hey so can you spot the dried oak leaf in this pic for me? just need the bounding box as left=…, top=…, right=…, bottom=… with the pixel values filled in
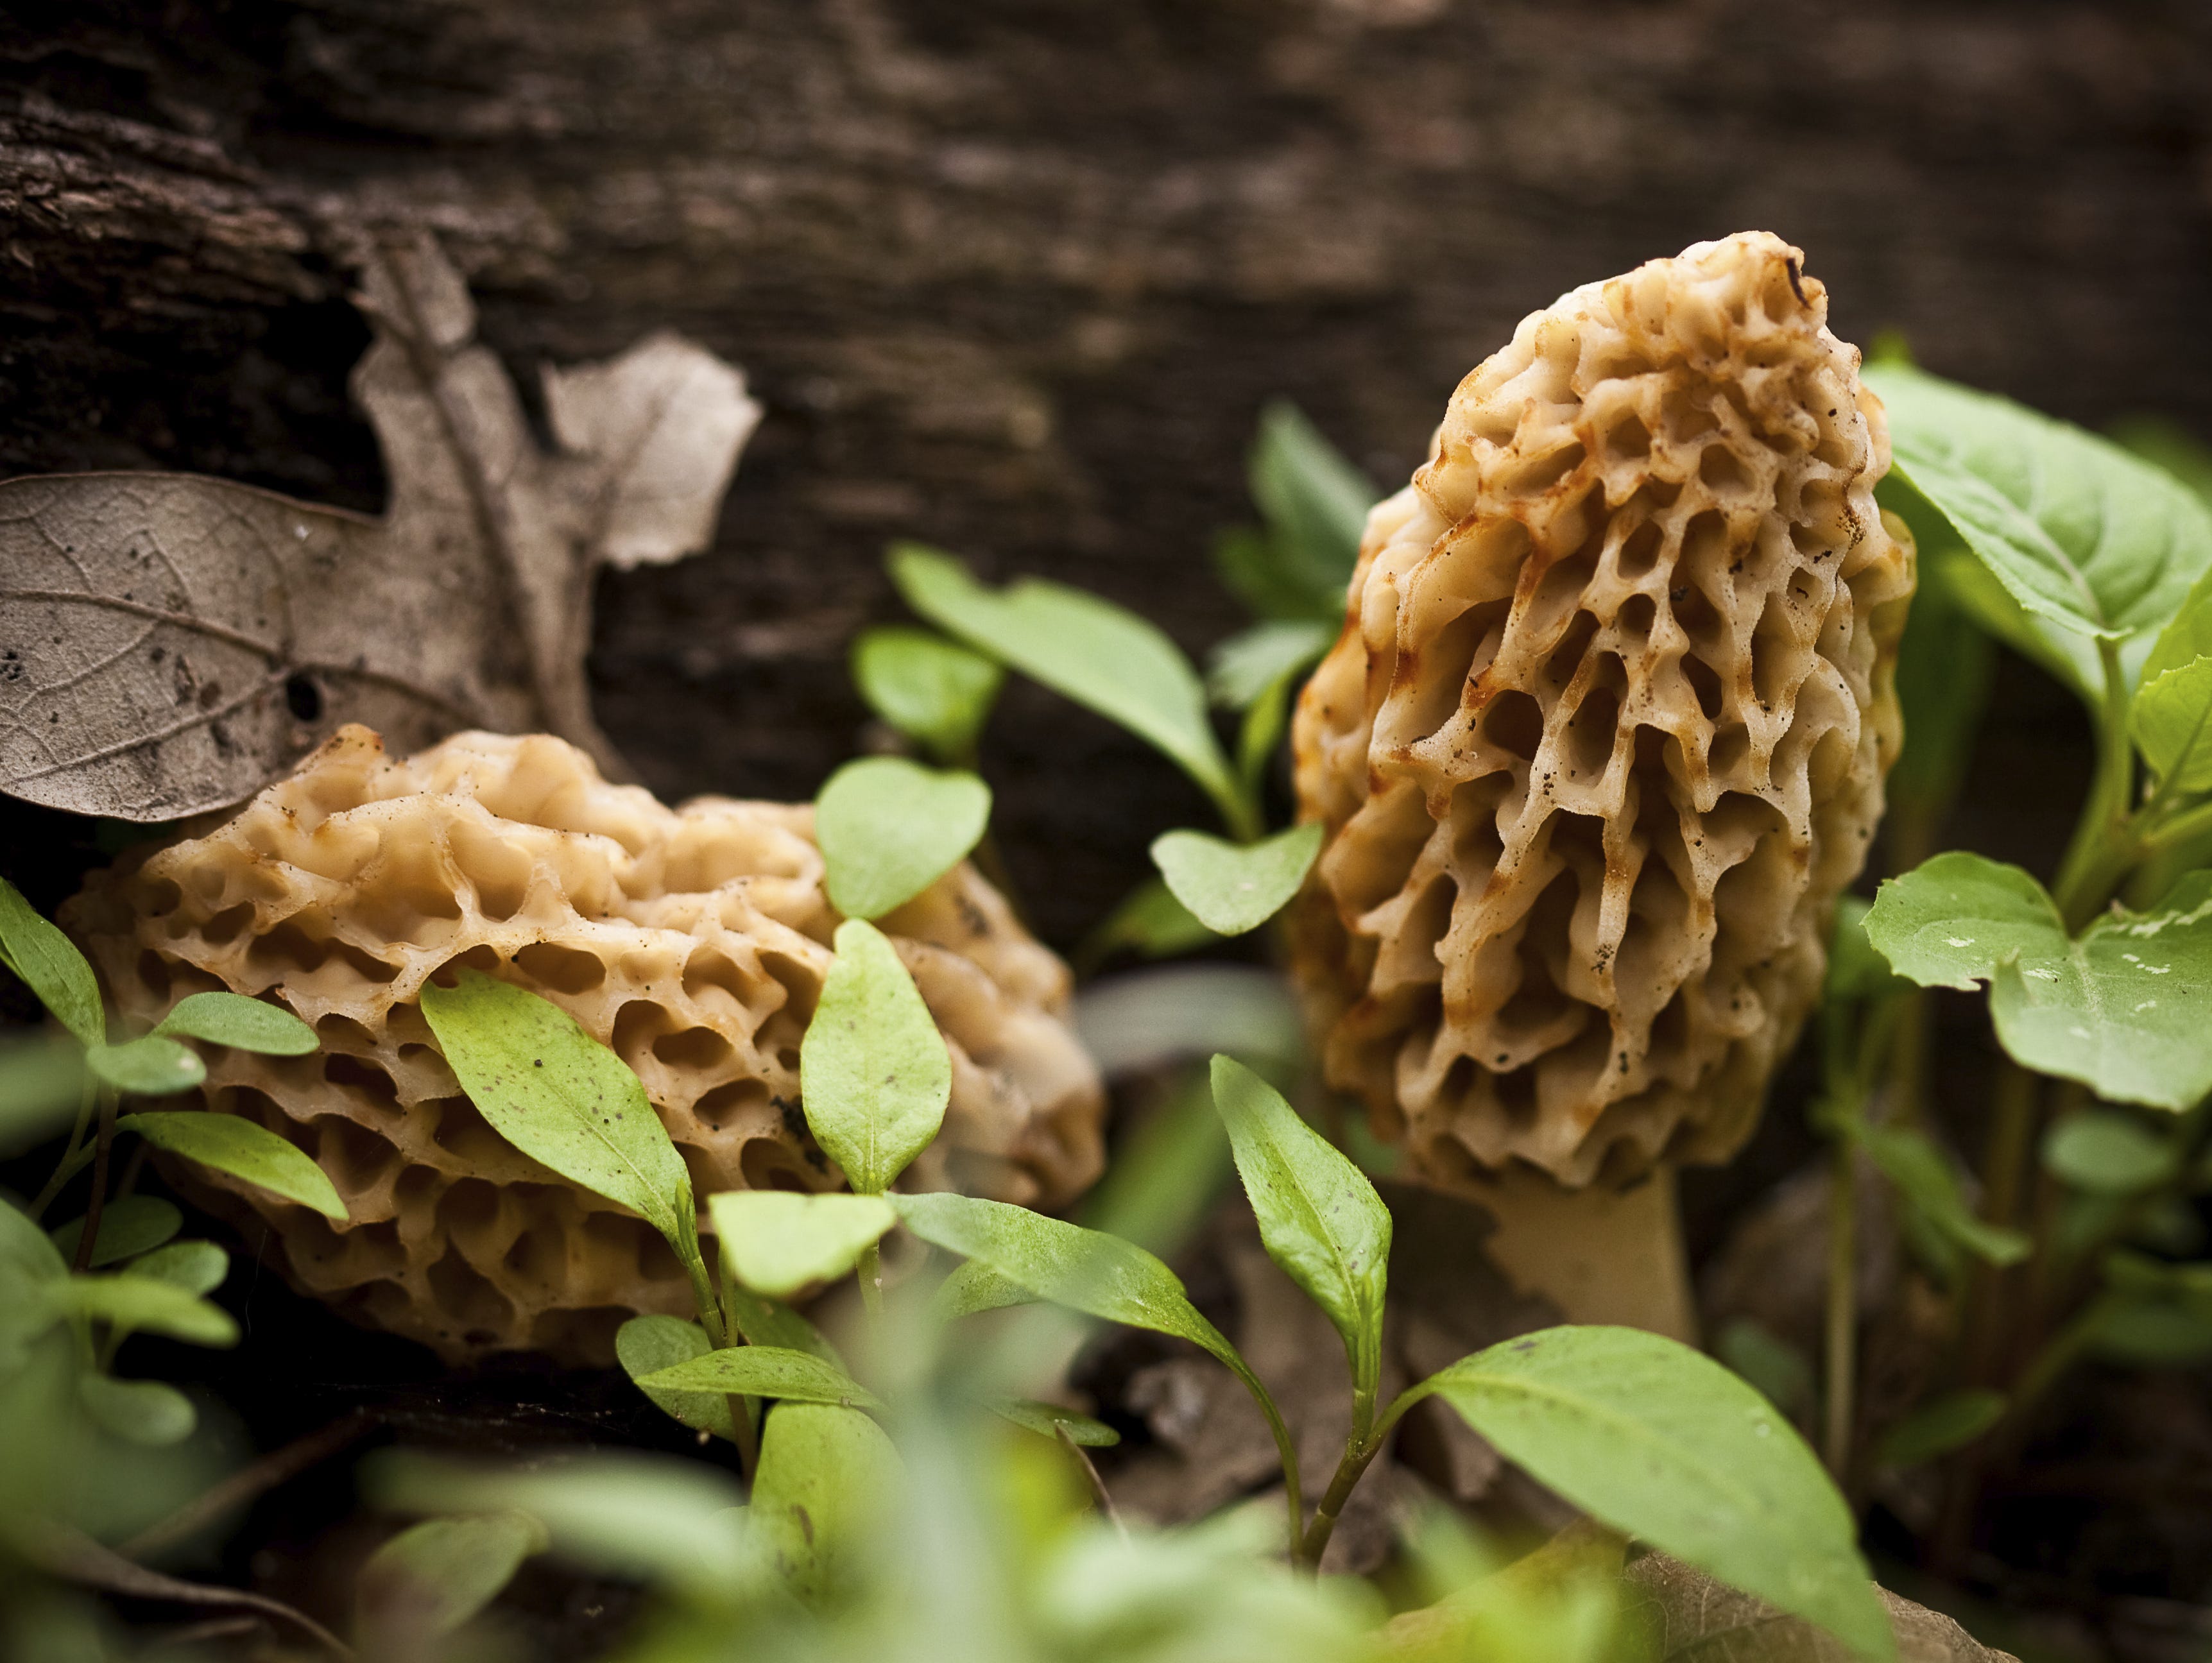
left=0, top=233, right=760, bottom=819
left=1623, top=1552, right=2018, bottom=1663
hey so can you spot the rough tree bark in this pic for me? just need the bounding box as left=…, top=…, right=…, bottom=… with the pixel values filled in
left=4, top=0, right=2211, bottom=950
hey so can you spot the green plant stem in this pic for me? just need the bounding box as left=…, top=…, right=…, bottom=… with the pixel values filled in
left=682, top=1243, right=727, bottom=1351
left=28, top=1078, right=98, bottom=1221
left=1960, top=1060, right=2040, bottom=1388
left=2051, top=638, right=2138, bottom=929
left=1823, top=1135, right=1856, bottom=1482
left=70, top=1088, right=119, bottom=1274
left=1298, top=1431, right=1385, bottom=1571
left=728, top=1394, right=759, bottom=1478
left=858, top=1240, right=885, bottom=1317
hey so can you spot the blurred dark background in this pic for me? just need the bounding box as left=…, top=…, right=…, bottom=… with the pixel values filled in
left=4, top=0, right=2202, bottom=951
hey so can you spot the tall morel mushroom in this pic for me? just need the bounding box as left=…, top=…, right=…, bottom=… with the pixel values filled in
left=1290, top=233, right=1914, bottom=1328
left=65, top=726, right=1104, bottom=1363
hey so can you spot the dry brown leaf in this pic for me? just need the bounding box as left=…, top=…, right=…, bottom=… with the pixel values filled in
left=0, top=232, right=759, bottom=819
left=1623, top=1551, right=2019, bottom=1663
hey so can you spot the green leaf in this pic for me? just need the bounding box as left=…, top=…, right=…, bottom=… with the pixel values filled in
left=932, top=1259, right=1036, bottom=1322
left=988, top=1398, right=1120, bottom=1447
left=1073, top=1065, right=1235, bottom=1258
left=79, top=1374, right=196, bottom=1446
left=637, top=1343, right=884, bottom=1411
left=1858, top=1124, right=2029, bottom=1269
left=890, top=1190, right=1240, bottom=1372
left=49, top=1197, right=182, bottom=1268
left=1244, top=401, right=1374, bottom=615
left=1406, top=1326, right=1892, bottom=1662
left=723, top=1282, right=846, bottom=1368
left=153, top=992, right=317, bottom=1056
left=366, top=1451, right=747, bottom=1596
left=615, top=1315, right=735, bottom=1442
left=123, top=1240, right=227, bottom=1297
left=1081, top=876, right=1219, bottom=966
left=356, top=1512, right=549, bottom=1639
left=1865, top=857, right=2212, bottom=1112
left=2113, top=416, right=2212, bottom=508
left=419, top=969, right=690, bottom=1240
left=1206, top=620, right=1333, bottom=712
left=798, top=919, right=951, bottom=1194
left=87, top=1037, right=203, bottom=1096
left=708, top=1190, right=895, bottom=1300
left=1150, top=823, right=1323, bottom=937
left=1866, top=363, right=2212, bottom=686
left=2043, top=1110, right=2176, bottom=1195
left=814, top=757, right=991, bottom=921
left=2131, top=654, right=2212, bottom=792
left=1860, top=852, right=2064, bottom=991
left=850, top=624, right=1003, bottom=763
left=1874, top=1390, right=2005, bottom=1471
left=889, top=543, right=1244, bottom=830
left=0, top=875, right=105, bottom=1046
left=748, top=1403, right=901, bottom=1608
left=52, top=1272, right=239, bottom=1347
left=0, top=1195, right=67, bottom=1281
left=120, top=1112, right=347, bottom=1222
left=0, top=1031, right=89, bottom=1156
left=1210, top=1055, right=1390, bottom=1409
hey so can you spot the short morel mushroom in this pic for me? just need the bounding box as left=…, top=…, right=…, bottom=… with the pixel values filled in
left=1290, top=233, right=1914, bottom=1328
left=65, top=726, right=1104, bottom=1363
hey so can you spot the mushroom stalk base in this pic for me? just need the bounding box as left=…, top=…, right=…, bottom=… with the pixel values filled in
left=1453, top=1162, right=1696, bottom=1343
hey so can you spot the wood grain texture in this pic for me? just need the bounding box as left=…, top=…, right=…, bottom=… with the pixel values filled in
left=4, top=0, right=2210, bottom=942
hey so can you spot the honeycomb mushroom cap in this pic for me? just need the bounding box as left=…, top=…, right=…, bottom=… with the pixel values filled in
left=1291, top=232, right=1914, bottom=1189
left=64, top=726, right=1104, bottom=1363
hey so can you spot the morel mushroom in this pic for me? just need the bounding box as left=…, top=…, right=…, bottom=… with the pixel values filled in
left=1290, top=233, right=1913, bottom=1327
left=65, top=726, right=1104, bottom=1363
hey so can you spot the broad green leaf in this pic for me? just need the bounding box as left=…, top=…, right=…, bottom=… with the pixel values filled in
left=1081, top=876, right=1219, bottom=966
left=420, top=969, right=690, bottom=1241
left=2043, top=1109, right=2176, bottom=1194
left=709, top=1190, right=894, bottom=1300
left=79, top=1374, right=196, bottom=1446
left=2094, top=1299, right=2212, bottom=1366
left=1406, top=1326, right=1892, bottom=1662
left=0, top=1031, right=89, bottom=1156
left=2116, top=420, right=2212, bottom=688
left=1229, top=401, right=1375, bottom=622
left=356, top=1512, right=549, bottom=1638
left=1866, top=857, right=2212, bottom=1113
left=1858, top=1124, right=2028, bottom=1269
left=1211, top=1055, right=1390, bottom=1408
left=748, top=1403, right=900, bottom=1608
left=616, top=1315, right=735, bottom=1442
left=88, top=1036, right=204, bottom=1096
left=1874, top=1390, right=2005, bottom=1471
left=153, top=992, right=317, bottom=1056
left=850, top=624, right=1003, bottom=762
left=1823, top=899, right=1909, bottom=1005
left=1151, top=824, right=1323, bottom=937
left=637, top=1344, right=883, bottom=1411
left=1861, top=852, right=2063, bottom=992
left=51, top=1272, right=238, bottom=1347
left=0, top=1195, right=66, bottom=1281
left=121, top=1111, right=347, bottom=1222
left=932, top=1259, right=1036, bottom=1322
left=798, top=919, right=951, bottom=1194
left=890, top=544, right=1244, bottom=827
left=367, top=1451, right=747, bottom=1596
left=2131, top=654, right=2212, bottom=792
left=124, top=1240, right=227, bottom=1297
left=2144, top=566, right=2212, bottom=692
left=988, top=1398, right=1120, bottom=1447
left=890, top=1191, right=1239, bottom=1372
left=49, top=1197, right=182, bottom=1268
left=0, top=876, right=104, bottom=1046
left=815, top=757, right=991, bottom=921
left=1206, top=620, right=1333, bottom=711
left=724, top=1282, right=846, bottom=1368
left=1867, top=364, right=2212, bottom=687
